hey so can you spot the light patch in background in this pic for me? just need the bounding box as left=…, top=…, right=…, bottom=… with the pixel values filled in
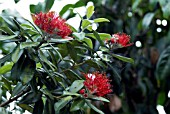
left=157, top=27, right=162, bottom=33
left=128, top=12, right=133, bottom=17
left=135, top=41, right=142, bottom=48
left=162, top=19, right=167, bottom=26
left=168, top=90, right=170, bottom=98
left=157, top=105, right=166, bottom=114
left=156, top=19, right=161, bottom=25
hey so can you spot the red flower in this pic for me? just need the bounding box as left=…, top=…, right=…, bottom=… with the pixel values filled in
left=33, top=11, right=72, bottom=38
left=110, top=33, right=133, bottom=47
left=83, top=72, right=112, bottom=97
left=79, top=89, right=85, bottom=94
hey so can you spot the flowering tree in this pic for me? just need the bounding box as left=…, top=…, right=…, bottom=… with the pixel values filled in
left=0, top=1, right=133, bottom=114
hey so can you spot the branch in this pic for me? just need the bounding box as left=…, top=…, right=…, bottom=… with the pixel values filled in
left=0, top=86, right=31, bottom=107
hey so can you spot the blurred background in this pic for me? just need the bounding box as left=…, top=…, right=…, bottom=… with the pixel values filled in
left=0, top=0, right=170, bottom=114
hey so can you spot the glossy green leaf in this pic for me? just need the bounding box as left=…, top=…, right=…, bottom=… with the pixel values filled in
left=11, top=82, right=26, bottom=97
left=85, top=33, right=111, bottom=40
left=11, top=54, right=25, bottom=81
left=112, top=54, right=134, bottom=64
left=83, top=37, right=93, bottom=49
left=20, top=91, right=41, bottom=104
left=1, top=76, right=12, bottom=92
left=156, top=46, right=170, bottom=81
left=0, top=53, right=12, bottom=65
left=94, top=18, right=110, bottom=23
left=69, top=80, right=84, bottom=93
left=72, top=32, right=85, bottom=40
left=48, top=38, right=72, bottom=43
left=0, top=62, right=13, bottom=75
left=20, top=42, right=39, bottom=49
left=54, top=96, right=72, bottom=114
left=39, top=50, right=56, bottom=70
left=45, top=0, right=54, bottom=12
left=12, top=45, right=23, bottom=63
left=142, top=12, right=155, bottom=29
left=88, top=96, right=110, bottom=102
left=70, top=99, right=85, bottom=111
left=59, top=4, right=74, bottom=16
left=162, top=2, right=170, bottom=18
left=63, top=91, right=81, bottom=96
left=0, top=34, right=17, bottom=41
left=30, top=2, right=44, bottom=14
left=82, top=19, right=92, bottom=29
left=44, top=99, right=55, bottom=114
left=93, top=31, right=105, bottom=46
left=86, top=6, right=94, bottom=19
left=85, top=100, right=104, bottom=114
left=17, top=104, right=33, bottom=113
left=132, top=0, right=142, bottom=11
left=0, top=26, right=15, bottom=35
left=67, top=43, right=77, bottom=62
left=14, top=0, right=20, bottom=3
left=20, top=57, right=36, bottom=85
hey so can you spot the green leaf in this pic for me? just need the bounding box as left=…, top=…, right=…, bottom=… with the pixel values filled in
left=63, top=91, right=81, bottom=96
left=162, top=2, right=170, bottom=18
left=70, top=99, right=85, bottom=112
left=59, top=4, right=74, bottom=16
left=156, top=46, right=170, bottom=81
left=0, top=34, right=17, bottom=41
left=94, top=18, right=110, bottom=23
left=30, top=2, right=44, bottom=14
left=86, top=6, right=94, bottom=19
left=48, top=38, right=72, bottom=43
left=44, top=99, right=55, bottom=114
left=83, top=38, right=93, bottom=49
left=82, top=19, right=92, bottom=29
left=72, top=32, right=85, bottom=40
left=88, top=96, right=110, bottom=102
left=14, top=0, right=20, bottom=3
left=11, top=54, right=25, bottom=81
left=33, top=99, right=44, bottom=114
left=157, top=91, right=166, bottom=105
left=45, top=0, right=54, bottom=12
left=142, top=12, right=155, bottom=29
left=69, top=80, right=84, bottom=93
left=20, top=91, right=41, bottom=104
left=39, top=50, right=56, bottom=70
left=20, top=57, right=36, bottom=85
left=1, top=76, right=12, bottom=92
left=20, top=42, right=40, bottom=49
left=132, top=0, right=142, bottom=11
left=0, top=62, right=13, bottom=75
left=0, top=26, right=15, bottom=35
left=112, top=54, right=134, bottom=64
left=17, top=104, right=33, bottom=113
left=54, top=96, right=72, bottom=114
left=67, top=43, right=77, bottom=62
left=86, top=33, right=111, bottom=40
left=85, top=100, right=104, bottom=114
left=12, top=45, right=24, bottom=63
left=11, top=82, right=26, bottom=97
left=0, top=53, right=12, bottom=65
left=93, top=31, right=105, bottom=46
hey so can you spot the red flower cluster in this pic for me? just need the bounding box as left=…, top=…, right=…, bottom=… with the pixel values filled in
left=33, top=11, right=72, bottom=38
left=110, top=33, right=133, bottom=47
left=82, top=72, right=112, bottom=97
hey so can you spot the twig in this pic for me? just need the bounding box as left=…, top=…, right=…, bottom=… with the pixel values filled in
left=0, top=86, right=31, bottom=107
